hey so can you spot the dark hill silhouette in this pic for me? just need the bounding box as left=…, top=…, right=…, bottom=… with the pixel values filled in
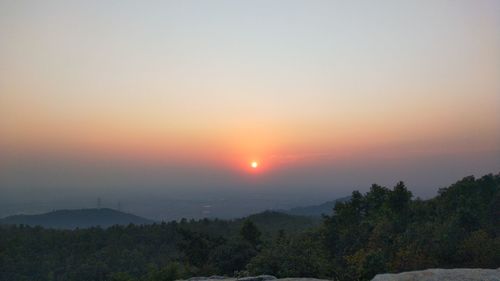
left=0, top=208, right=154, bottom=229
left=173, top=210, right=320, bottom=239
left=284, top=196, right=351, bottom=217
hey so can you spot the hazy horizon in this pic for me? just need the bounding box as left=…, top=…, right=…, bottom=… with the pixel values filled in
left=1, top=0, right=499, bottom=219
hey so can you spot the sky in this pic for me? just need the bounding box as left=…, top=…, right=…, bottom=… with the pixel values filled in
left=0, top=0, right=499, bottom=216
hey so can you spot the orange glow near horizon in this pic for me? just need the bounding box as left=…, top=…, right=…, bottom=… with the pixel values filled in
left=0, top=0, right=499, bottom=189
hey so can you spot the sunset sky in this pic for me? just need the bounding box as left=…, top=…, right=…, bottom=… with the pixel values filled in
left=1, top=0, right=499, bottom=209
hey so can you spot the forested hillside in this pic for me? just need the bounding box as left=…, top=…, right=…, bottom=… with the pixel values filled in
left=0, top=208, right=154, bottom=229
left=1, top=173, right=498, bottom=281
left=284, top=196, right=351, bottom=217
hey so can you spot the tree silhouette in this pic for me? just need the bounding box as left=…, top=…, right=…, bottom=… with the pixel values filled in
left=240, top=219, right=261, bottom=247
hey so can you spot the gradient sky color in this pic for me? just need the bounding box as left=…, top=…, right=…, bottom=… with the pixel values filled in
left=1, top=0, right=499, bottom=208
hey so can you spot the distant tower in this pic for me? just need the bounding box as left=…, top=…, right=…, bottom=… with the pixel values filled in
left=97, top=198, right=101, bottom=209
left=117, top=201, right=122, bottom=212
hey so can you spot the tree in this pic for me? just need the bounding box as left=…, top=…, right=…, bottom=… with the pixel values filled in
left=210, top=240, right=257, bottom=275
left=240, top=220, right=261, bottom=247
left=247, top=232, right=329, bottom=278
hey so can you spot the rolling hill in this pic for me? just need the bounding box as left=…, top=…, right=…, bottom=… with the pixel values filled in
left=0, top=208, right=154, bottom=229
left=284, top=196, right=351, bottom=217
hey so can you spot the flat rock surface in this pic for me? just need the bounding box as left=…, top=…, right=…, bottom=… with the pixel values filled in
left=371, top=268, right=500, bottom=281
left=180, top=277, right=330, bottom=281
left=277, top=279, right=330, bottom=281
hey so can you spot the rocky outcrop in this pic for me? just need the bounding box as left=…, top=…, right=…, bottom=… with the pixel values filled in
left=184, top=275, right=278, bottom=281
left=276, top=279, right=330, bottom=281
left=181, top=269, right=500, bottom=281
left=237, top=275, right=278, bottom=281
left=182, top=276, right=329, bottom=281
left=371, top=268, right=500, bottom=281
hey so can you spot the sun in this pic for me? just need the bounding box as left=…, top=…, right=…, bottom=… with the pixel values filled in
left=251, top=161, right=259, bottom=169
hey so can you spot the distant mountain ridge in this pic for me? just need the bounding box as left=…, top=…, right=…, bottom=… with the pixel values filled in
left=284, top=196, right=351, bottom=217
left=0, top=208, right=154, bottom=229
left=0, top=197, right=349, bottom=229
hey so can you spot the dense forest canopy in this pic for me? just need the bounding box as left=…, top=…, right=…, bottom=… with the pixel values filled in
left=1, top=173, right=499, bottom=281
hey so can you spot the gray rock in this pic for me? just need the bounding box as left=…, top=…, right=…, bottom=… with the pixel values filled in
left=371, top=268, right=500, bottom=281
left=188, top=277, right=231, bottom=281
left=237, top=275, right=277, bottom=281
left=258, top=275, right=277, bottom=281
left=277, top=279, right=330, bottom=281
left=185, top=277, right=234, bottom=281
left=180, top=278, right=327, bottom=281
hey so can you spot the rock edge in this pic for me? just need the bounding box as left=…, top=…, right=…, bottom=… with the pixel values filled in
left=371, top=268, right=500, bottom=281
